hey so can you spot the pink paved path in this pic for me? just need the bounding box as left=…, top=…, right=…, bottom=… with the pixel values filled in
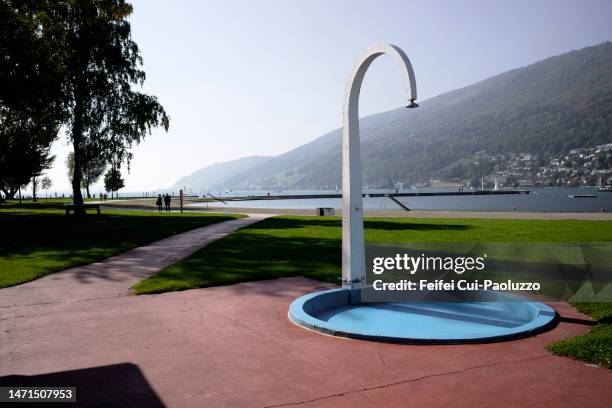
left=1, top=274, right=611, bottom=407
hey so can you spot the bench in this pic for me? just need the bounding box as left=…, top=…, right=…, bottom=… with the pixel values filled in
left=64, top=203, right=101, bottom=215
left=316, top=207, right=335, bottom=216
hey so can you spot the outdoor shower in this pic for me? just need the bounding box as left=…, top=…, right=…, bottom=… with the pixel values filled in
left=288, top=43, right=557, bottom=343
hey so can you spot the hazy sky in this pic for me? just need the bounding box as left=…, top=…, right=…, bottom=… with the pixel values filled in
left=45, top=0, right=612, bottom=194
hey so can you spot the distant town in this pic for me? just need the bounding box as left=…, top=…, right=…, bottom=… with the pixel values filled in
left=428, top=143, right=612, bottom=189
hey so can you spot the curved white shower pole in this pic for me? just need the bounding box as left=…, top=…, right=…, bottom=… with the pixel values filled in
left=342, top=43, right=417, bottom=290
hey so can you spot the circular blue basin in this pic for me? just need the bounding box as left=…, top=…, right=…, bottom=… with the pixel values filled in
left=288, top=288, right=558, bottom=344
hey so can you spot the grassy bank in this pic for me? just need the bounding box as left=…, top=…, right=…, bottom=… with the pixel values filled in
left=548, top=303, right=612, bottom=368
left=0, top=202, right=242, bottom=288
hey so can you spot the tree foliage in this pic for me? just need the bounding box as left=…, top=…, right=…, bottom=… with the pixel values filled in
left=41, top=176, right=53, bottom=198
left=104, top=167, right=124, bottom=197
left=5, top=0, right=169, bottom=212
left=53, top=0, right=169, bottom=212
left=0, top=0, right=63, bottom=200
left=0, top=124, right=56, bottom=200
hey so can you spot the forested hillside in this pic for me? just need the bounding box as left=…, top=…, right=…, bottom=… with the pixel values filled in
left=175, top=42, right=612, bottom=189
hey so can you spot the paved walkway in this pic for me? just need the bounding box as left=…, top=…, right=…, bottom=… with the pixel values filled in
left=1, top=214, right=611, bottom=407
left=2, top=276, right=611, bottom=407
left=0, top=213, right=272, bottom=309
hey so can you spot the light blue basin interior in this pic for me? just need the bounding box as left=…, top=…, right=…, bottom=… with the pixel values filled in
left=289, top=288, right=557, bottom=343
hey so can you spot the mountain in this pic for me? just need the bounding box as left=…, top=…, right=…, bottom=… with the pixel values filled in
left=175, top=42, right=612, bottom=190
left=172, top=156, right=271, bottom=191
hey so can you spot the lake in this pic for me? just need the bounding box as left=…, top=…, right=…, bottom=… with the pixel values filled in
left=195, top=187, right=612, bottom=212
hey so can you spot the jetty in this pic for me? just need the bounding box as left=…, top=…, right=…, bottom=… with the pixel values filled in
left=195, top=189, right=529, bottom=203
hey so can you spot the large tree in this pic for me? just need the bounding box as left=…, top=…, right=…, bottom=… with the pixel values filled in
left=35, top=0, right=169, bottom=214
left=0, top=0, right=62, bottom=201
left=104, top=167, right=124, bottom=199
left=41, top=176, right=53, bottom=199
left=0, top=119, right=56, bottom=201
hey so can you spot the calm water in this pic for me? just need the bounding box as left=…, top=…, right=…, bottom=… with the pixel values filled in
left=192, top=187, right=612, bottom=212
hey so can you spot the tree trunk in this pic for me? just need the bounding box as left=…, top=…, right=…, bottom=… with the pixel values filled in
left=85, top=183, right=91, bottom=199
left=71, top=88, right=86, bottom=215
left=32, top=176, right=37, bottom=202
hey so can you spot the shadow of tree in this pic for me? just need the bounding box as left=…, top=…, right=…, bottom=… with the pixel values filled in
left=364, top=220, right=469, bottom=231
left=0, top=363, right=164, bottom=407
left=133, top=233, right=342, bottom=295
left=249, top=216, right=471, bottom=232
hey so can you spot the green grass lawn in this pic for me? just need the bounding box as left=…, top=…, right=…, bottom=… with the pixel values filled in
left=132, top=215, right=612, bottom=293
left=0, top=202, right=242, bottom=287
left=570, top=302, right=612, bottom=322
left=547, top=301, right=612, bottom=368
left=548, top=304, right=612, bottom=368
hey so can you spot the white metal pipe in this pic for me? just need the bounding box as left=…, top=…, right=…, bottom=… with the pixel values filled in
left=342, top=43, right=417, bottom=290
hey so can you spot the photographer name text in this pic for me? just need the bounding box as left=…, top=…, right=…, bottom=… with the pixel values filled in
left=372, top=279, right=541, bottom=291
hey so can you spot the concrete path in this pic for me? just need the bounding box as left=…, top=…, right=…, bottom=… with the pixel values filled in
left=1, top=276, right=611, bottom=407
left=0, top=213, right=272, bottom=309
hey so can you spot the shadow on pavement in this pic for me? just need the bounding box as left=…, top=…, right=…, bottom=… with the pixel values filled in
left=0, top=362, right=164, bottom=407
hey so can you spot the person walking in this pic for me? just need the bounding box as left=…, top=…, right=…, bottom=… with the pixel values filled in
left=156, top=194, right=163, bottom=212
left=164, top=193, right=171, bottom=212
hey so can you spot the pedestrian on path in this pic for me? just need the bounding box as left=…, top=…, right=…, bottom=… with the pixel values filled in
left=164, top=194, right=171, bottom=212
left=156, top=194, right=163, bottom=212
